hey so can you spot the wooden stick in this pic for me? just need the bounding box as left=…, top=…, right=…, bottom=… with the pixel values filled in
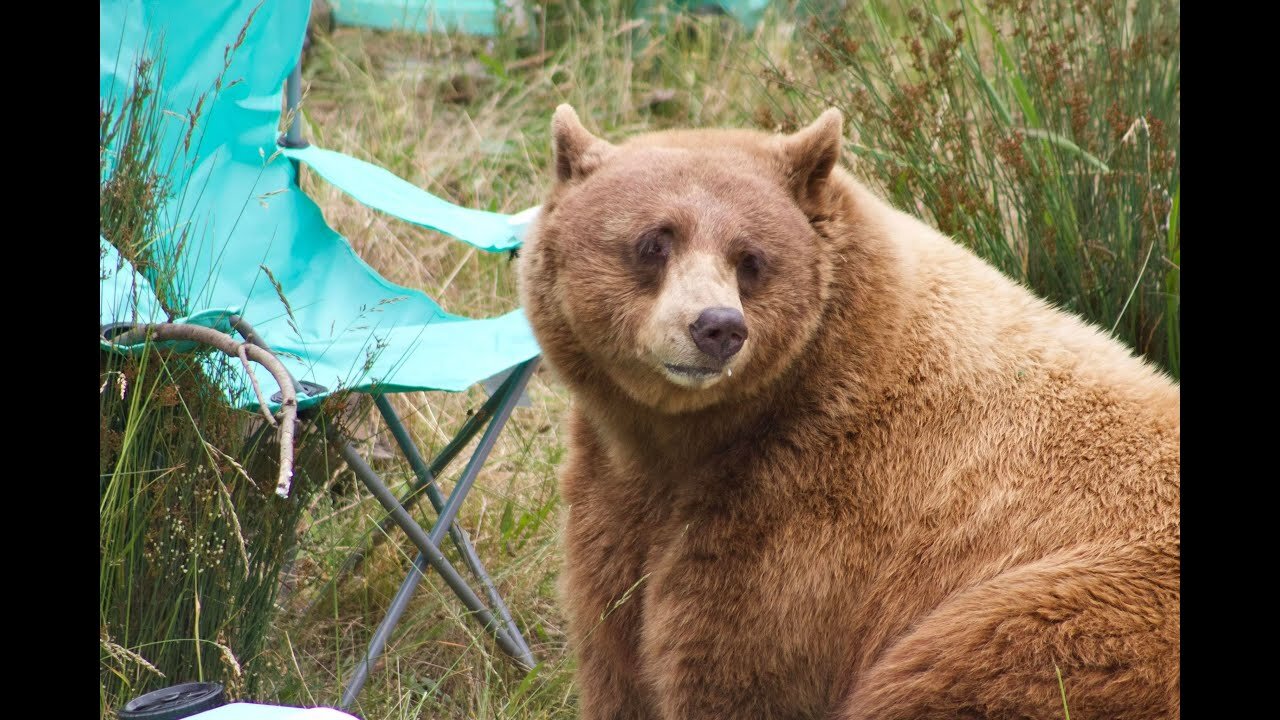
left=111, top=323, right=299, bottom=497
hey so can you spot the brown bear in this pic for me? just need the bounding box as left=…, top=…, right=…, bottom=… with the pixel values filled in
left=517, top=104, right=1179, bottom=720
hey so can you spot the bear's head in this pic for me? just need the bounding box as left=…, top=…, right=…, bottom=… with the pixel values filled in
left=519, top=105, right=845, bottom=415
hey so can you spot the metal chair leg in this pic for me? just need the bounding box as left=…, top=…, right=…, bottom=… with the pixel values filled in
left=327, top=425, right=532, bottom=708
left=338, top=553, right=430, bottom=710
left=319, top=366, right=521, bottom=596
left=374, top=367, right=539, bottom=661
left=329, top=358, right=541, bottom=708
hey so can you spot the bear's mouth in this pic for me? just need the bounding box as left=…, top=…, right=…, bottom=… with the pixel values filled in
left=663, top=363, right=721, bottom=381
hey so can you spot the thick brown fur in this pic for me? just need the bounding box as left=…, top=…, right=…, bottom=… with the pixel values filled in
left=518, top=105, right=1179, bottom=719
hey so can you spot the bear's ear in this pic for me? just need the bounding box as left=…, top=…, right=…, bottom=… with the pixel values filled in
left=778, top=108, right=844, bottom=208
left=552, top=104, right=615, bottom=184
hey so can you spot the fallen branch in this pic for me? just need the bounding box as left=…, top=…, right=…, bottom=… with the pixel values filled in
left=109, top=323, right=298, bottom=498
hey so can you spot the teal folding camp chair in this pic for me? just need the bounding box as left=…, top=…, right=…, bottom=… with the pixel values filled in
left=100, top=0, right=541, bottom=708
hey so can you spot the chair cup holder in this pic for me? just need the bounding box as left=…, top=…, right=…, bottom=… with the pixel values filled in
left=271, top=381, right=328, bottom=404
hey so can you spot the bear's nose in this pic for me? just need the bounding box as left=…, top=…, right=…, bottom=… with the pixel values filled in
left=689, top=307, right=748, bottom=362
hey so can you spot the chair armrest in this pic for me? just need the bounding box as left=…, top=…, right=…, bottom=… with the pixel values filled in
left=280, top=145, right=540, bottom=252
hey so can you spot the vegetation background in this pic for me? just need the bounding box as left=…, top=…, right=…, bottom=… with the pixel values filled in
left=100, top=0, right=1179, bottom=717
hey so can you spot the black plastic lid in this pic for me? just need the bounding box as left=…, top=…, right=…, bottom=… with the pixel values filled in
left=120, top=682, right=226, bottom=720
left=101, top=322, right=139, bottom=342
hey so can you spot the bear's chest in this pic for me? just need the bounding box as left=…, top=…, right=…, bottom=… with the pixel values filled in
left=629, top=484, right=859, bottom=717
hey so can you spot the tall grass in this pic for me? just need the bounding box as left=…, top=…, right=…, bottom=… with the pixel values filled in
left=778, top=0, right=1180, bottom=377
left=99, top=344, right=330, bottom=711
left=100, top=49, right=332, bottom=716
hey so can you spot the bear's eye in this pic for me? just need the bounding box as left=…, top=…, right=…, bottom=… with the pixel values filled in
left=635, top=228, right=672, bottom=264
left=737, top=252, right=766, bottom=295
